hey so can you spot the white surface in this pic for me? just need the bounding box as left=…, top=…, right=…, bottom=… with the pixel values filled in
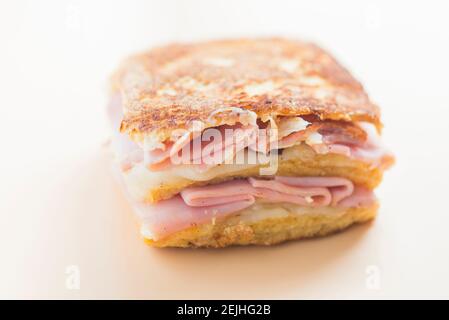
left=1, top=0, right=448, bottom=299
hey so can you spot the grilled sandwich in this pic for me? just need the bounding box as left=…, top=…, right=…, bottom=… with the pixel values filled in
left=108, top=38, right=394, bottom=247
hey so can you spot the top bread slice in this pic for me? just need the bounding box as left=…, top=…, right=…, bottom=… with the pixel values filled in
left=112, top=38, right=381, bottom=143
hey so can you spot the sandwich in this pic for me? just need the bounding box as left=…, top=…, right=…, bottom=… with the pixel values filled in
left=108, top=38, right=394, bottom=248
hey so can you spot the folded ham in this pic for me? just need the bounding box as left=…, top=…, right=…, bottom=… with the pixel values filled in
left=133, top=176, right=375, bottom=239
left=108, top=95, right=392, bottom=175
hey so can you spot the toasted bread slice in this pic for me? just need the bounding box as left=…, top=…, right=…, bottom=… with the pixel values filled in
left=112, top=38, right=381, bottom=143
left=144, top=202, right=378, bottom=248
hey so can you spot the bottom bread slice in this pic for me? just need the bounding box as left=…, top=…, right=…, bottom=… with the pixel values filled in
left=143, top=202, right=378, bottom=248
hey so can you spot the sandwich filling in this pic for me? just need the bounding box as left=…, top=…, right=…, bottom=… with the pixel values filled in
left=109, top=96, right=388, bottom=240
left=130, top=176, right=375, bottom=240
left=109, top=95, right=392, bottom=179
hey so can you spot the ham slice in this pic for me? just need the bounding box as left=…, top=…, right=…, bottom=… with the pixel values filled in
left=108, top=94, right=391, bottom=173
left=147, top=124, right=259, bottom=171
left=181, top=177, right=355, bottom=208
left=247, top=178, right=332, bottom=206
left=181, top=180, right=256, bottom=206
left=141, top=120, right=389, bottom=171
left=337, top=186, right=375, bottom=207
left=273, top=176, right=354, bottom=205
left=135, top=176, right=375, bottom=239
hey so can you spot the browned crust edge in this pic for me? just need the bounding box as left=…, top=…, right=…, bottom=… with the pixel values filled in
left=112, top=38, right=381, bottom=142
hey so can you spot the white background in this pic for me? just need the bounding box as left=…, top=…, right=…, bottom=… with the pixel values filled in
left=1, top=0, right=448, bottom=299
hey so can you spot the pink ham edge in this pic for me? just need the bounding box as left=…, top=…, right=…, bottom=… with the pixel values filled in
left=109, top=95, right=391, bottom=172
left=181, top=176, right=356, bottom=209
left=247, top=177, right=332, bottom=206
left=180, top=180, right=256, bottom=206
left=147, top=124, right=259, bottom=171
left=136, top=122, right=389, bottom=172
left=274, top=176, right=354, bottom=205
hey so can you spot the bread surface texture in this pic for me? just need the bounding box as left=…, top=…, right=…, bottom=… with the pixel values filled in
left=144, top=202, right=378, bottom=248
left=113, top=38, right=381, bottom=142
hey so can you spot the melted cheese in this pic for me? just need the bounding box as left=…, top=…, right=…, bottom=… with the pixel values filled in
left=121, top=150, right=259, bottom=201
left=231, top=201, right=347, bottom=224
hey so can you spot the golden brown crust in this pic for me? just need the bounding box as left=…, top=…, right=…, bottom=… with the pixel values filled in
left=144, top=202, right=378, bottom=248
left=113, top=38, right=381, bottom=141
